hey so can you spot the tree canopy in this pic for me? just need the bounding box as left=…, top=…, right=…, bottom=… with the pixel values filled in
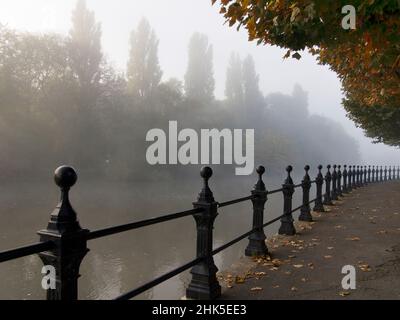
left=212, top=0, right=400, bottom=146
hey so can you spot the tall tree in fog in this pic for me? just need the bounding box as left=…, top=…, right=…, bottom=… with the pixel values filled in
left=127, top=18, right=162, bottom=99
left=242, top=55, right=263, bottom=110
left=68, top=0, right=102, bottom=104
left=67, top=0, right=107, bottom=169
left=184, top=33, right=215, bottom=103
left=225, top=52, right=243, bottom=106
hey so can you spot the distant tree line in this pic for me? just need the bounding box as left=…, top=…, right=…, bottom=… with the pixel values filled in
left=0, top=0, right=360, bottom=181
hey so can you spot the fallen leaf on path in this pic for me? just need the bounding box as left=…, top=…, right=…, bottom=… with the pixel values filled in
left=339, top=291, right=351, bottom=297
left=250, top=287, right=263, bottom=292
left=235, top=276, right=245, bottom=284
left=301, top=278, right=307, bottom=282
left=293, top=264, right=304, bottom=268
left=272, top=259, right=283, bottom=267
left=327, top=247, right=334, bottom=250
left=291, top=287, right=298, bottom=292
left=346, top=237, right=361, bottom=241
left=324, top=255, right=333, bottom=259
left=359, top=264, right=371, bottom=272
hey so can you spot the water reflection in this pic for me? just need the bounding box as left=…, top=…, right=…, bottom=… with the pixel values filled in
left=0, top=172, right=313, bottom=300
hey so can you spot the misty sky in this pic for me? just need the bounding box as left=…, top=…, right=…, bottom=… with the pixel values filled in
left=0, top=0, right=398, bottom=164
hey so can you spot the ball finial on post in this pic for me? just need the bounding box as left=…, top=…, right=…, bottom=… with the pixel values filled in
left=54, top=166, right=77, bottom=190
left=200, top=166, right=213, bottom=180
left=198, top=166, right=214, bottom=202
left=255, top=165, right=266, bottom=191
left=256, top=165, right=265, bottom=177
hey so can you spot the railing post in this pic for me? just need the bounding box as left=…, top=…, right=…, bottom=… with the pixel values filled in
left=359, top=165, right=363, bottom=186
left=279, top=166, right=296, bottom=235
left=347, top=165, right=353, bottom=192
left=37, top=166, right=89, bottom=300
left=186, top=167, right=221, bottom=300
left=380, top=166, right=383, bottom=182
left=337, top=165, right=343, bottom=197
left=389, top=166, right=392, bottom=180
left=245, top=166, right=268, bottom=257
left=384, top=166, right=388, bottom=181
left=397, top=166, right=400, bottom=180
left=364, top=166, right=367, bottom=185
left=356, top=165, right=360, bottom=187
left=313, top=165, right=325, bottom=212
left=299, top=165, right=313, bottom=222
left=352, top=165, right=357, bottom=189
left=372, top=166, right=376, bottom=183
left=342, top=165, right=348, bottom=194
left=368, top=165, right=371, bottom=183
left=331, top=165, right=338, bottom=201
left=323, top=165, right=333, bottom=205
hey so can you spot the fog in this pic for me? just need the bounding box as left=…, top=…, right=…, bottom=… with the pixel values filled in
left=0, top=0, right=398, bottom=300
left=1, top=0, right=398, bottom=164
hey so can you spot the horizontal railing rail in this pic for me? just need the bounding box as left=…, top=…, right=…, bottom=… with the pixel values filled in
left=0, top=163, right=399, bottom=300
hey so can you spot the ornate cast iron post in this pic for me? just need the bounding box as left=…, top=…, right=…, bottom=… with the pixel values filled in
left=372, top=166, right=375, bottom=183
left=397, top=166, right=400, bottom=179
left=342, top=165, right=348, bottom=194
left=368, top=165, right=371, bottom=183
left=323, top=165, right=333, bottom=205
left=337, top=165, right=343, bottom=196
left=187, top=167, right=221, bottom=299
left=389, top=166, right=392, bottom=180
left=299, top=165, right=313, bottom=222
left=384, top=166, right=388, bottom=181
left=279, top=166, right=296, bottom=236
left=347, top=165, right=353, bottom=192
left=352, top=165, right=356, bottom=189
left=245, top=166, right=268, bottom=257
left=38, top=166, right=89, bottom=300
left=363, top=166, right=367, bottom=185
left=380, top=166, right=383, bottom=182
left=356, top=165, right=360, bottom=187
left=187, top=167, right=221, bottom=300
left=359, top=166, right=363, bottom=186
left=331, top=165, right=338, bottom=201
left=313, top=165, right=325, bottom=212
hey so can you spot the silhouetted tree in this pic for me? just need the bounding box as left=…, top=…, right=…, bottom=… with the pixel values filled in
left=184, top=33, right=215, bottom=103
left=127, top=18, right=162, bottom=100
left=68, top=0, right=102, bottom=101
left=242, top=55, right=263, bottom=111
left=225, top=52, right=243, bottom=107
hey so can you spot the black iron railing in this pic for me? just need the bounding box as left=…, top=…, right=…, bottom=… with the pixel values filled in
left=0, top=163, right=399, bottom=300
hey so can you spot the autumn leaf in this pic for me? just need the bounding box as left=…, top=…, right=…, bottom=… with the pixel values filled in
left=339, top=291, right=351, bottom=297
left=235, top=276, right=245, bottom=284
left=346, top=237, right=361, bottom=241
left=250, top=287, right=263, bottom=292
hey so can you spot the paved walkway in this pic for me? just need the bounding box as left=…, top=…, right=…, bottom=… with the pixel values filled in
left=220, top=181, right=400, bottom=299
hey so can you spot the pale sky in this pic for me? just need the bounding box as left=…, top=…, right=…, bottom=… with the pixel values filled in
left=0, top=0, right=398, bottom=163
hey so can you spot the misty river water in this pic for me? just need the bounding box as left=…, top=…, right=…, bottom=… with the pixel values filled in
left=0, top=172, right=313, bottom=300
